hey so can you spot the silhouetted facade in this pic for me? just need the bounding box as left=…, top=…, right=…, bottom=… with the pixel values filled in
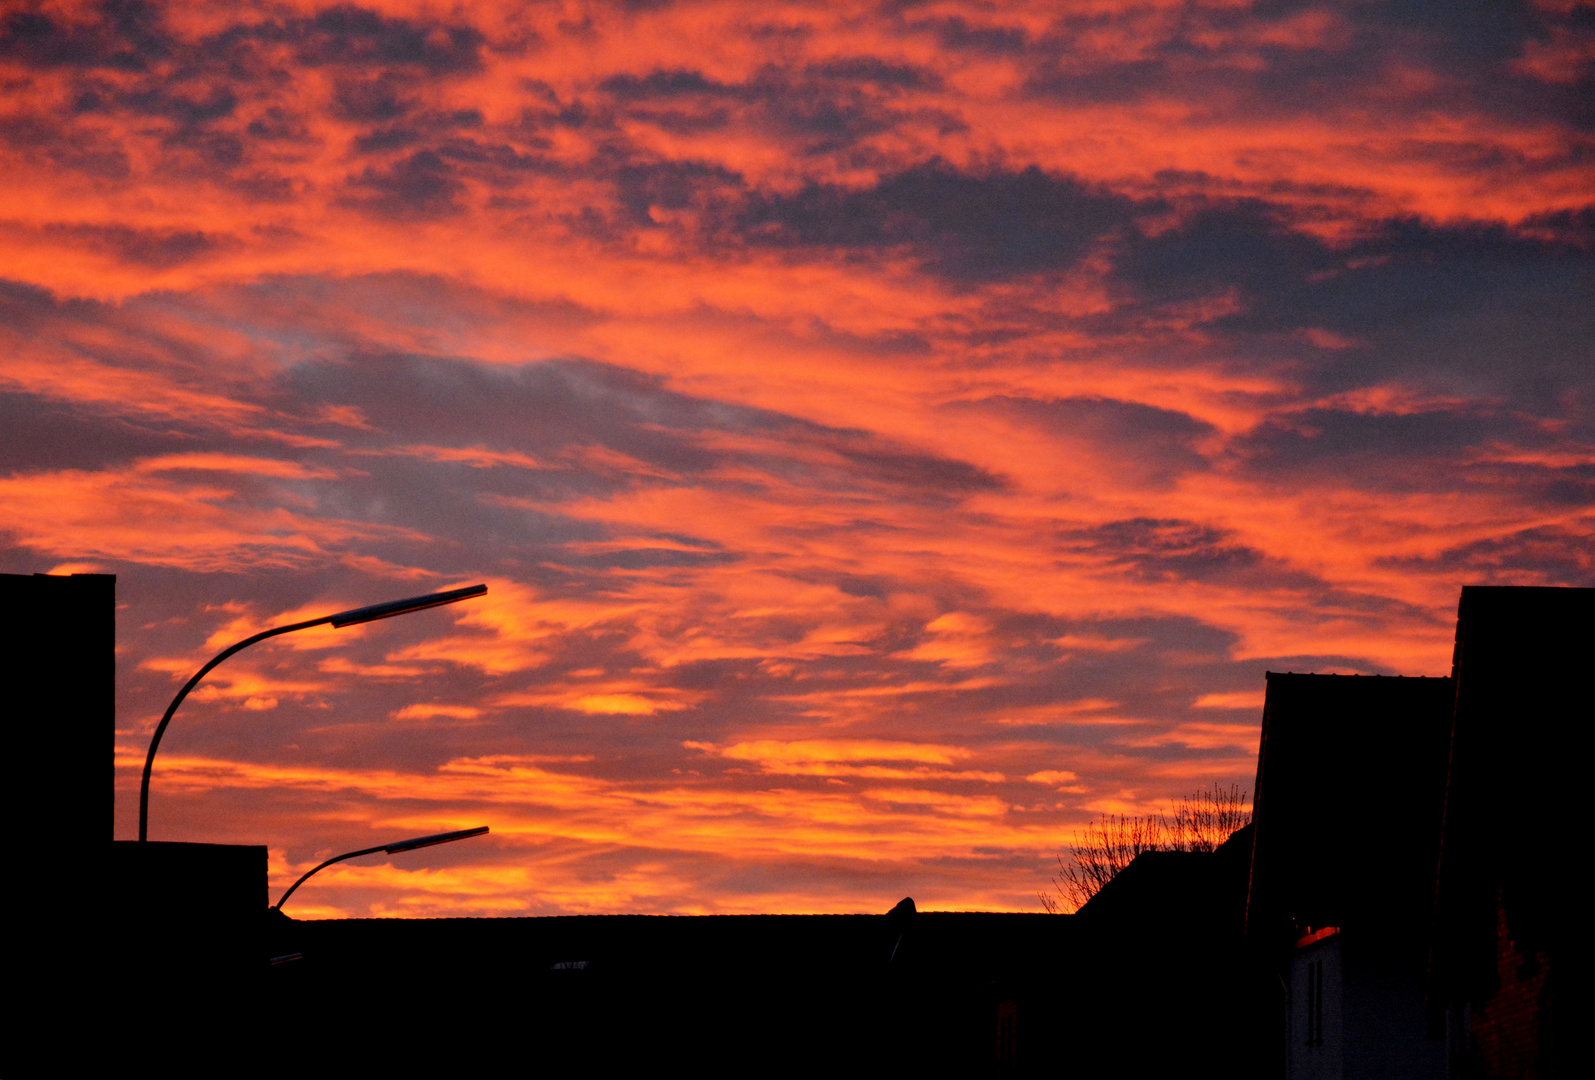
left=109, top=840, right=268, bottom=1066
left=1, top=572, right=114, bottom=838
left=263, top=904, right=1076, bottom=1072
left=1071, top=822, right=1268, bottom=1075
left=1041, top=586, right=1587, bottom=1079
left=2, top=572, right=114, bottom=1077
left=1429, top=586, right=1586, bottom=1079
left=1245, top=673, right=1455, bottom=1079
left=1238, top=586, right=1588, bottom=1079
left=2, top=574, right=270, bottom=1073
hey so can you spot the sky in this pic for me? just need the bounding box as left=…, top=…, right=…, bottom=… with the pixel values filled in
left=2, top=0, right=1591, bottom=917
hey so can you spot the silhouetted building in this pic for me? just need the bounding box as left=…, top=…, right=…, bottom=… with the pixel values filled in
left=108, top=840, right=267, bottom=1066
left=1, top=573, right=268, bottom=1071
left=1244, top=672, right=1455, bottom=1079
left=1240, top=586, right=1589, bottom=1079
left=1, top=572, right=115, bottom=840
left=264, top=904, right=1077, bottom=1073
left=2, top=572, right=114, bottom=1076
left=1070, top=822, right=1266, bottom=1075
left=1429, top=586, right=1586, bottom=1079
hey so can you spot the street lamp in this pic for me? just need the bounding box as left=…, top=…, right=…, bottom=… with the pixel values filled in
left=138, top=584, right=488, bottom=841
left=272, top=826, right=490, bottom=913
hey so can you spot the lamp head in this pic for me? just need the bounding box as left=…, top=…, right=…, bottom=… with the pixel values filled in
left=383, top=825, right=490, bottom=855
left=327, top=584, right=487, bottom=629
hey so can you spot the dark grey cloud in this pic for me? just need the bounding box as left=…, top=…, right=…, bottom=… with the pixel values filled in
left=1020, top=0, right=1594, bottom=129
left=1108, top=204, right=1595, bottom=412
left=0, top=277, right=72, bottom=334
left=118, top=83, right=237, bottom=124
left=0, top=391, right=195, bottom=475
left=615, top=159, right=744, bottom=224
left=600, top=68, right=731, bottom=102
left=914, top=15, right=1030, bottom=56
left=286, top=353, right=1003, bottom=506
left=960, top=593, right=1447, bottom=723
left=0, top=114, right=132, bottom=180
left=896, top=608, right=1263, bottom=734
left=558, top=544, right=740, bottom=573
left=1235, top=406, right=1504, bottom=471
left=1522, top=204, right=1595, bottom=247
left=1111, top=201, right=1335, bottom=312
left=1354, top=0, right=1592, bottom=129
left=348, top=106, right=488, bottom=153
left=1059, top=518, right=1265, bottom=583
left=352, top=126, right=422, bottom=153
left=1, top=0, right=480, bottom=82
left=0, top=336, right=1024, bottom=587
left=242, top=4, right=486, bottom=74
left=593, top=62, right=959, bottom=151
left=1376, top=521, right=1595, bottom=586
left=804, top=56, right=942, bottom=90
left=332, top=74, right=415, bottom=122
left=347, top=149, right=465, bottom=217
left=41, top=222, right=227, bottom=268
left=336, top=127, right=562, bottom=219
left=1373, top=0, right=1542, bottom=64
left=737, top=161, right=1147, bottom=281
left=432, top=135, right=560, bottom=181
left=244, top=105, right=313, bottom=143
left=0, top=0, right=171, bottom=71
left=288, top=355, right=727, bottom=471
left=817, top=433, right=1004, bottom=500
left=1229, top=404, right=1595, bottom=506
left=759, top=85, right=916, bottom=148
left=516, top=81, right=597, bottom=133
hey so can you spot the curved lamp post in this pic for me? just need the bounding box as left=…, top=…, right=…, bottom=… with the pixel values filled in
left=273, top=826, right=490, bottom=912
left=138, top=584, right=488, bottom=841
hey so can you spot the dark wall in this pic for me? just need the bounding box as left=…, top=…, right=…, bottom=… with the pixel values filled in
left=263, top=910, right=1078, bottom=1074
left=1, top=573, right=115, bottom=1075
left=1247, top=672, right=1455, bottom=962
left=0, top=572, right=115, bottom=841
left=109, top=841, right=268, bottom=1072
left=1433, top=586, right=1591, bottom=1078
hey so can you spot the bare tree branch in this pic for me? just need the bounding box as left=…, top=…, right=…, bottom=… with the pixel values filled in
left=1044, top=783, right=1250, bottom=912
left=1164, top=782, right=1249, bottom=853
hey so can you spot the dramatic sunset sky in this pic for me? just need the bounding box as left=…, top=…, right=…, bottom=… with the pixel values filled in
left=2, top=0, right=1590, bottom=916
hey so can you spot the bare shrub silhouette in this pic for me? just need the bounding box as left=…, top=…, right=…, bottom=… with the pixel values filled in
left=1040, top=782, right=1249, bottom=913
left=1166, top=782, right=1251, bottom=853
left=1040, top=812, right=1166, bottom=914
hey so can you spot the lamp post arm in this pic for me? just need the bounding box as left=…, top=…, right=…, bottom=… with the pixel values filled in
left=272, top=843, right=387, bottom=913
left=272, top=827, right=489, bottom=911
left=136, top=584, right=487, bottom=843
left=137, top=616, right=329, bottom=842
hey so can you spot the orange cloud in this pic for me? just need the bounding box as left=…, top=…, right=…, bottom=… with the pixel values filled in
left=12, top=0, right=1589, bottom=918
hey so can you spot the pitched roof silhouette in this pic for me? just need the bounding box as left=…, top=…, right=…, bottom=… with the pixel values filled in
left=1245, top=672, right=1454, bottom=965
